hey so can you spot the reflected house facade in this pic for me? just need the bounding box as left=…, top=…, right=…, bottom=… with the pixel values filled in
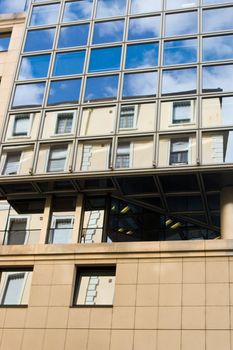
left=2, top=1, right=233, bottom=350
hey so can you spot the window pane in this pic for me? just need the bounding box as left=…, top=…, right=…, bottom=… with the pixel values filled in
left=0, top=33, right=11, bottom=51
left=203, top=7, right=233, bottom=32
left=56, top=113, right=74, bottom=134
left=123, top=72, right=157, bottom=98
left=24, top=28, right=55, bottom=52
left=125, top=43, right=159, bottom=69
left=96, top=0, right=127, bottom=18
left=166, top=0, right=197, bottom=9
left=165, top=12, right=197, bottom=37
left=202, top=131, right=233, bottom=164
left=116, top=143, right=130, bottom=168
left=92, top=20, right=124, bottom=44
left=203, top=0, right=233, bottom=3
left=13, top=115, right=30, bottom=136
left=63, top=0, right=93, bottom=22
left=18, top=55, right=51, bottom=80
left=202, top=96, right=233, bottom=127
left=164, top=39, right=197, bottom=65
left=48, top=79, right=81, bottom=105
left=0, top=0, right=28, bottom=14
left=128, top=16, right=160, bottom=40
left=173, top=101, right=192, bottom=123
left=58, top=24, right=89, bottom=48
left=170, top=139, right=189, bottom=165
left=119, top=106, right=135, bottom=129
left=1, top=273, right=25, bottom=305
left=47, top=146, right=67, bottom=172
left=88, top=47, right=121, bottom=72
left=85, top=75, right=118, bottom=101
left=53, top=51, right=85, bottom=76
left=162, top=68, right=197, bottom=96
left=12, top=83, right=45, bottom=108
left=3, top=153, right=21, bottom=175
left=7, top=219, right=27, bottom=245
left=203, top=65, right=233, bottom=93
left=30, top=4, right=60, bottom=26
left=203, top=35, right=233, bottom=61
left=130, top=0, right=162, bottom=14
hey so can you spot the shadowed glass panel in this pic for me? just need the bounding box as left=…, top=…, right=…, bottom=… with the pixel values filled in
left=123, top=72, right=157, bottom=98
left=58, top=24, right=89, bottom=48
left=165, top=11, right=197, bottom=37
left=12, top=83, right=46, bottom=108
left=30, top=4, right=60, bottom=26
left=203, top=65, right=233, bottom=93
left=63, top=0, right=93, bottom=22
left=48, top=79, right=81, bottom=105
left=88, top=47, right=122, bottom=72
left=53, top=51, right=85, bottom=76
left=125, top=42, right=159, bottom=69
left=85, top=75, right=119, bottom=102
left=162, top=68, right=197, bottom=95
left=164, top=39, right=197, bottom=65
left=203, top=35, right=233, bottom=61
left=128, top=16, right=160, bottom=40
left=18, top=55, right=51, bottom=80
left=92, top=20, right=124, bottom=44
left=24, top=28, right=55, bottom=52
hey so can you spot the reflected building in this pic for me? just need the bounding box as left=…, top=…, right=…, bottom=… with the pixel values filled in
left=1, top=1, right=233, bottom=349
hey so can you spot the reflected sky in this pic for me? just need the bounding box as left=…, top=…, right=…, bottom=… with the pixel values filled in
left=125, top=43, right=159, bottom=69
left=85, top=75, right=119, bottom=101
left=203, top=97, right=233, bottom=126
left=203, top=7, right=233, bottom=32
left=24, top=28, right=55, bottom=52
left=203, top=0, right=233, bottom=3
left=128, top=16, right=160, bottom=40
left=63, top=0, right=93, bottom=22
left=162, top=68, right=197, bottom=95
left=30, top=4, right=60, bottom=26
left=12, top=83, right=45, bottom=108
left=130, top=0, right=162, bottom=14
left=18, top=55, right=51, bottom=80
left=164, top=39, right=197, bottom=65
left=0, top=34, right=10, bottom=51
left=96, top=0, right=126, bottom=18
left=48, top=79, right=81, bottom=105
left=203, top=65, right=233, bottom=93
left=93, top=20, right=124, bottom=44
left=123, top=72, right=157, bottom=98
left=89, top=47, right=122, bottom=72
left=0, top=0, right=28, bottom=13
left=58, top=24, right=89, bottom=48
left=53, top=51, right=85, bottom=76
left=203, top=35, right=233, bottom=61
left=166, top=0, right=197, bottom=9
left=165, top=11, right=197, bottom=36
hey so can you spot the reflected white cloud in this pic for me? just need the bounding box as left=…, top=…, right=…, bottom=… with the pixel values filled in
left=162, top=68, right=197, bottom=95
left=95, top=21, right=123, bottom=40
left=165, top=12, right=197, bottom=36
left=30, top=4, right=59, bottom=26
left=130, top=0, right=161, bottom=13
left=203, top=65, right=233, bottom=93
left=13, top=83, right=45, bottom=107
left=18, top=58, right=33, bottom=80
left=129, top=16, right=160, bottom=39
left=203, top=35, right=233, bottom=61
left=96, top=0, right=126, bottom=18
left=123, top=72, right=157, bottom=97
left=164, top=39, right=197, bottom=65
left=203, top=7, right=233, bottom=32
left=0, top=0, right=28, bottom=13
left=63, top=1, right=92, bottom=21
left=166, top=0, right=197, bottom=10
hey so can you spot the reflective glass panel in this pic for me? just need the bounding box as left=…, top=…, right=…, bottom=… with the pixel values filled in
left=125, top=43, right=159, bottom=69
left=88, top=47, right=122, bottom=72
left=202, top=97, right=233, bottom=127
left=202, top=131, right=233, bottom=164
left=0, top=0, right=28, bottom=13
left=24, top=28, right=55, bottom=52
left=12, top=83, right=46, bottom=108
left=128, top=16, right=160, bottom=40
left=58, top=24, right=89, bottom=48
left=164, top=39, right=197, bottom=65
left=18, top=55, right=51, bottom=80
left=203, top=7, right=233, bottom=32
left=203, top=35, right=233, bottom=61
left=63, top=0, right=93, bottom=22
left=203, top=65, right=233, bottom=93
left=165, top=12, right=197, bottom=37
left=166, top=0, right=197, bottom=9
left=53, top=51, right=85, bottom=76
left=130, top=0, right=162, bottom=14
left=85, top=75, right=119, bottom=102
left=96, top=0, right=127, bottom=18
left=162, top=68, right=197, bottom=95
left=0, top=33, right=10, bottom=51
left=48, top=79, right=81, bottom=105
left=92, top=20, right=124, bottom=44
left=30, top=4, right=60, bottom=26
left=203, top=0, right=233, bottom=4
left=123, top=72, right=157, bottom=98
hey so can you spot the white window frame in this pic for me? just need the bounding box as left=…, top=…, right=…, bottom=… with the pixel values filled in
left=1, top=151, right=22, bottom=175
left=0, top=271, right=30, bottom=305
left=49, top=215, right=74, bottom=244
left=53, top=110, right=75, bottom=137
left=11, top=113, right=33, bottom=138
left=45, top=144, right=70, bottom=173
left=170, top=100, right=195, bottom=125
left=169, top=138, right=190, bottom=166
left=5, top=216, right=30, bottom=245
left=119, top=105, right=138, bottom=130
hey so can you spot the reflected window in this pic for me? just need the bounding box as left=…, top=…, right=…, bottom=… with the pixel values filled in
left=119, top=105, right=137, bottom=129
left=125, top=42, right=159, bottom=69
left=130, top=0, right=161, bottom=14
left=24, top=28, right=55, bottom=52
left=85, top=75, right=119, bottom=102
left=203, top=35, right=233, bottom=61
left=165, top=11, right=197, bottom=37
left=79, top=140, right=111, bottom=171
left=12, top=83, right=45, bottom=108
left=48, top=79, right=81, bottom=105
left=203, top=65, right=233, bottom=94
left=203, top=7, right=233, bottom=32
left=123, top=72, right=157, bottom=99
left=55, top=112, right=74, bottom=134
left=96, top=0, right=126, bottom=18
left=162, top=68, right=197, bottom=96
left=48, top=216, right=74, bottom=244
left=2, top=152, right=21, bottom=175
left=170, top=139, right=189, bottom=165
left=63, top=0, right=93, bottom=22
left=30, top=4, right=60, bottom=26
left=202, top=131, right=233, bottom=164
left=166, top=0, right=197, bottom=9
left=0, top=32, right=11, bottom=51
left=47, top=146, right=68, bottom=172
left=53, top=51, right=85, bottom=76
left=172, top=101, right=192, bottom=124
left=92, top=20, right=124, bottom=44
left=115, top=142, right=131, bottom=168
left=164, top=39, right=197, bottom=65
left=202, top=96, right=233, bottom=127
left=6, top=218, right=27, bottom=245
left=58, top=24, right=89, bottom=48
left=13, top=114, right=31, bottom=136
left=18, top=55, right=51, bottom=80
left=88, top=47, right=122, bottom=72
left=128, top=16, right=160, bottom=40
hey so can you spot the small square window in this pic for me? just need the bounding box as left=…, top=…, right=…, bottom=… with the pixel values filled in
left=119, top=106, right=137, bottom=129
left=170, top=138, right=189, bottom=165
left=47, top=146, right=68, bottom=172
left=73, top=266, right=116, bottom=306
left=2, top=152, right=21, bottom=175
left=12, top=114, right=31, bottom=136
left=115, top=142, right=131, bottom=168
left=0, top=269, right=32, bottom=306
left=55, top=112, right=74, bottom=134
left=172, top=101, right=192, bottom=124
left=0, top=32, right=11, bottom=51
